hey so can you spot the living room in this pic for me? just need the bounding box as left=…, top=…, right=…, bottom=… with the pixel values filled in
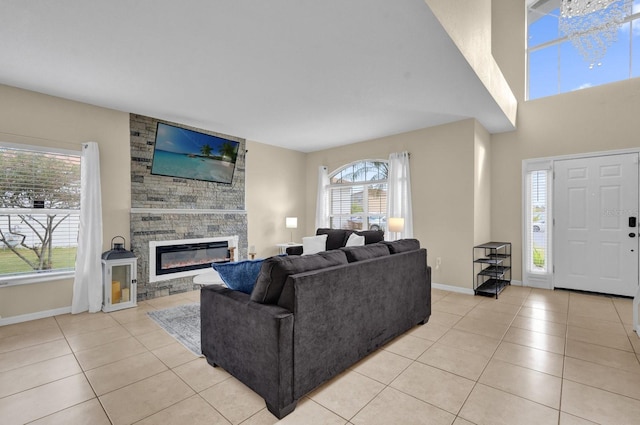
left=1, top=0, right=640, bottom=424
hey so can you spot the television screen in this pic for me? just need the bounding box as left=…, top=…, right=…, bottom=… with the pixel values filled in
left=150, top=122, right=240, bottom=184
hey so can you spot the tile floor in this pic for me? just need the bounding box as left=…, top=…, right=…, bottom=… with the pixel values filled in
left=1, top=286, right=639, bottom=424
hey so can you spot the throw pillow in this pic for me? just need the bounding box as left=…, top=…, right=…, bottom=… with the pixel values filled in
left=212, top=259, right=265, bottom=294
left=251, top=250, right=348, bottom=304
left=381, top=239, right=421, bottom=254
left=355, top=229, right=385, bottom=244
left=340, top=244, right=390, bottom=262
left=345, top=233, right=365, bottom=247
left=316, top=228, right=351, bottom=250
left=302, top=234, right=328, bottom=255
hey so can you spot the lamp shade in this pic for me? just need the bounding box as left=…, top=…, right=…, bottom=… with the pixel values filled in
left=285, top=217, right=298, bottom=229
left=388, top=217, right=405, bottom=233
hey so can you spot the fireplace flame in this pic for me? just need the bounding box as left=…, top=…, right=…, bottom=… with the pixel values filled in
left=161, top=257, right=230, bottom=270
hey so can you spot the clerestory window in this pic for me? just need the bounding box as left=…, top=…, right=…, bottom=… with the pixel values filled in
left=328, top=160, right=388, bottom=232
left=527, top=0, right=640, bottom=100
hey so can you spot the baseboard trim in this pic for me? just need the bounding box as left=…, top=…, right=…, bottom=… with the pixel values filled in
left=432, top=282, right=475, bottom=295
left=432, top=280, right=524, bottom=295
left=0, top=280, right=527, bottom=326
left=0, top=306, right=71, bottom=326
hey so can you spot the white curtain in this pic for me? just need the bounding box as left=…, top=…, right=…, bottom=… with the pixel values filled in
left=315, top=166, right=330, bottom=229
left=72, top=142, right=103, bottom=314
left=386, top=151, right=413, bottom=240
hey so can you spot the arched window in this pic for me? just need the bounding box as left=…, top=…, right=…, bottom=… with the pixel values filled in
left=328, top=160, right=388, bottom=231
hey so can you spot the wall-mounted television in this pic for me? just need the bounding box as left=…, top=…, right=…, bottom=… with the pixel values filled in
left=150, top=122, right=240, bottom=184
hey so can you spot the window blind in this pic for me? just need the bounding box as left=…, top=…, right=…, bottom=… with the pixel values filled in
left=528, top=170, right=548, bottom=273
left=0, top=145, right=81, bottom=210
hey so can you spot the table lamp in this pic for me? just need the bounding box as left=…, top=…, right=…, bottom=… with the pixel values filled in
left=388, top=217, right=404, bottom=240
left=285, top=217, right=298, bottom=243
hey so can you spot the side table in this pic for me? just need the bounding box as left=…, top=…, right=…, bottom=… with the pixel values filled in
left=276, top=242, right=302, bottom=255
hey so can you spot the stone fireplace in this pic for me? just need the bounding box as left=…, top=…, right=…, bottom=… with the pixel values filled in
left=129, top=114, right=247, bottom=300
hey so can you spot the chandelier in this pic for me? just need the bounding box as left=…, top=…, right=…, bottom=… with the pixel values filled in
left=559, top=0, right=633, bottom=68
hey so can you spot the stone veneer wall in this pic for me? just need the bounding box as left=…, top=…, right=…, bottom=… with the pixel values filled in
left=129, top=114, right=247, bottom=300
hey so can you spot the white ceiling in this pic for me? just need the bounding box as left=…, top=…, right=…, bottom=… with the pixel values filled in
left=0, top=0, right=514, bottom=152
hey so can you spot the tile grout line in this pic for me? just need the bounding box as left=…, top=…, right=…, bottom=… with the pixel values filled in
left=0, top=316, right=105, bottom=424
left=5, top=288, right=640, bottom=424
left=557, top=294, right=570, bottom=425
left=140, top=295, right=253, bottom=424
left=345, top=338, right=431, bottom=424
left=559, top=293, right=640, bottom=424
left=450, top=289, right=531, bottom=424
left=56, top=313, right=114, bottom=425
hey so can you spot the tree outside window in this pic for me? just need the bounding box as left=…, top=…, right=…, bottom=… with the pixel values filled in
left=0, top=145, right=81, bottom=278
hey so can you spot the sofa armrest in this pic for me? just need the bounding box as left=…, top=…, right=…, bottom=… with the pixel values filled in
left=286, top=245, right=303, bottom=256
left=200, top=285, right=295, bottom=416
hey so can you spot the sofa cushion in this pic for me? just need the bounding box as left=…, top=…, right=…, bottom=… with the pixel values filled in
left=302, top=234, right=328, bottom=255
left=316, top=228, right=350, bottom=250
left=382, top=239, right=421, bottom=254
left=345, top=233, right=365, bottom=247
left=212, top=259, right=265, bottom=294
left=340, top=243, right=390, bottom=262
left=355, top=230, right=385, bottom=245
left=250, top=250, right=348, bottom=304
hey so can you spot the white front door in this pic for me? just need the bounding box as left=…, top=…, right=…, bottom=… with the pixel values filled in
left=554, top=153, right=639, bottom=297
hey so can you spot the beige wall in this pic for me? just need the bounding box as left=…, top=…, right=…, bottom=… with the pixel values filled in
left=491, top=0, right=525, bottom=102
left=474, top=121, right=491, bottom=247
left=245, top=140, right=307, bottom=258
left=0, top=281, right=74, bottom=318
left=0, top=84, right=130, bottom=320
left=490, top=0, right=640, bottom=281
left=425, top=0, right=517, bottom=126
left=305, top=120, right=479, bottom=289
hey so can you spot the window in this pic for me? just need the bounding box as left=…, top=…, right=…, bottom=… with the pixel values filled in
left=0, top=143, right=81, bottom=282
left=527, top=170, right=549, bottom=273
left=329, top=160, right=388, bottom=231
left=527, top=0, right=640, bottom=100
left=523, top=160, right=553, bottom=289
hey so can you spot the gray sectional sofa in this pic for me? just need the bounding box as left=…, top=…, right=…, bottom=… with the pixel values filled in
left=200, top=239, right=431, bottom=419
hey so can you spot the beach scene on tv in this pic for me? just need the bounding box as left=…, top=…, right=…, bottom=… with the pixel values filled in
left=151, top=122, right=240, bottom=184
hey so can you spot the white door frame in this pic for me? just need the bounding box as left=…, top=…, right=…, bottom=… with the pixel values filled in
left=522, top=147, right=640, bottom=291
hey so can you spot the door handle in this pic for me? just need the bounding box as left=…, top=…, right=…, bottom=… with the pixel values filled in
left=630, top=233, right=637, bottom=238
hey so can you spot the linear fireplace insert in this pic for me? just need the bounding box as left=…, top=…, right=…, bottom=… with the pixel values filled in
left=155, top=241, right=229, bottom=277
left=149, top=236, right=238, bottom=283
